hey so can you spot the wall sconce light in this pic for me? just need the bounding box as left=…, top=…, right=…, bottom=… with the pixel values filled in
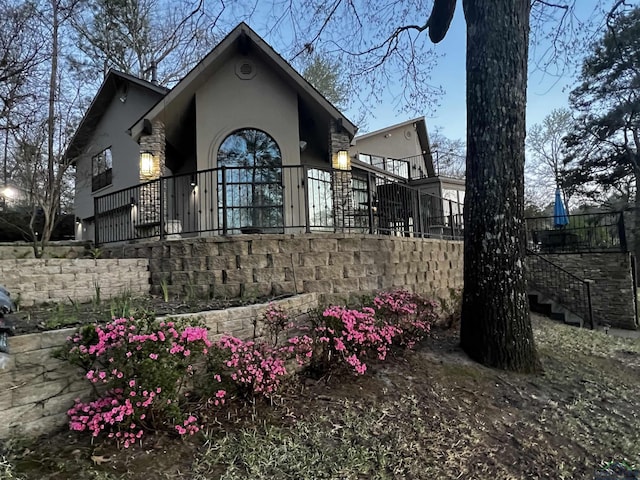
left=140, top=151, right=154, bottom=176
left=333, top=150, right=351, bottom=171
left=130, top=196, right=137, bottom=207
left=190, top=174, right=197, bottom=187
left=75, top=217, right=81, bottom=224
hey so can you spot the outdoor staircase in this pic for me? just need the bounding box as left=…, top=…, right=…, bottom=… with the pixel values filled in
left=525, top=249, right=594, bottom=329
left=528, top=289, right=584, bottom=327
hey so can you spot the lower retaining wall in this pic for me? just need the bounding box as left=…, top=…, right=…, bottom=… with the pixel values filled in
left=0, top=293, right=319, bottom=441
left=541, top=252, right=637, bottom=330
left=0, top=259, right=150, bottom=307
left=0, top=241, right=91, bottom=260
left=102, top=234, right=464, bottom=303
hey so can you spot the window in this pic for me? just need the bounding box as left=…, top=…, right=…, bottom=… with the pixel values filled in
left=92, top=148, right=113, bottom=192
left=217, top=129, right=283, bottom=233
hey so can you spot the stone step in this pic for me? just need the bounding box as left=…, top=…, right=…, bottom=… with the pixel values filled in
left=528, top=290, right=585, bottom=328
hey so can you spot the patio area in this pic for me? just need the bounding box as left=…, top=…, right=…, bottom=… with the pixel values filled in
left=92, top=165, right=464, bottom=245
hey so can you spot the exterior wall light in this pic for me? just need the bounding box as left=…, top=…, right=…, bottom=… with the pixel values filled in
left=140, top=151, right=154, bottom=176
left=130, top=196, right=137, bottom=207
left=190, top=174, right=197, bottom=187
left=333, top=150, right=351, bottom=171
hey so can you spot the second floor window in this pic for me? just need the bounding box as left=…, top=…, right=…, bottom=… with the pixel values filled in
left=92, top=148, right=113, bottom=191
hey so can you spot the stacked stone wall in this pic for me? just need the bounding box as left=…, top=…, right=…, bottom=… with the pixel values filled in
left=540, top=252, right=637, bottom=330
left=0, top=242, right=91, bottom=260
left=102, top=234, right=463, bottom=303
left=0, top=259, right=149, bottom=307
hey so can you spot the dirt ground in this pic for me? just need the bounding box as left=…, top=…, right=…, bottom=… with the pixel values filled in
left=3, top=314, right=640, bottom=479
left=6, top=294, right=289, bottom=335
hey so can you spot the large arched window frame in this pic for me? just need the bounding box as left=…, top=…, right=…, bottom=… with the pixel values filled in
left=217, top=128, right=284, bottom=233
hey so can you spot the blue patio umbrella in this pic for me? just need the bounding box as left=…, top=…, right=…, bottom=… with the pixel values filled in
left=553, top=188, right=569, bottom=227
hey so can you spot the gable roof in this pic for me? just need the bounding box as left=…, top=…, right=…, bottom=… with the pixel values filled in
left=355, top=117, right=435, bottom=177
left=129, top=22, right=357, bottom=139
left=65, top=70, right=168, bottom=163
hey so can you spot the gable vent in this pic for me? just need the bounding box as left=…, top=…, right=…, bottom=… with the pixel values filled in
left=235, top=61, right=256, bottom=80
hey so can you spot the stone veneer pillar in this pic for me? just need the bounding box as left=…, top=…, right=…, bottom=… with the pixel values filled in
left=329, top=120, right=354, bottom=231
left=138, top=120, right=167, bottom=229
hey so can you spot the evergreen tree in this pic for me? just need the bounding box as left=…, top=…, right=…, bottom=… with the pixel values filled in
left=565, top=6, right=640, bottom=258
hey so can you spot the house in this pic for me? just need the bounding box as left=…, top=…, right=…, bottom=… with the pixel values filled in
left=66, top=70, right=168, bottom=241
left=67, top=23, right=464, bottom=245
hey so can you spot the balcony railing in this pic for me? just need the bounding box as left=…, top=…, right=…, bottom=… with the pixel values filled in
left=93, top=165, right=463, bottom=245
left=525, top=211, right=626, bottom=254
left=356, top=153, right=411, bottom=180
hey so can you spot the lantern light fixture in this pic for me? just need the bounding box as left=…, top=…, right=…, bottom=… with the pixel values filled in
left=140, top=151, right=154, bottom=176
left=333, top=150, right=351, bottom=171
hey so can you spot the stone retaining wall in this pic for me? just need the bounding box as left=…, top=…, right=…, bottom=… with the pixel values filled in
left=0, top=241, right=91, bottom=260
left=102, top=234, right=464, bottom=303
left=541, top=252, right=637, bottom=330
left=0, top=293, right=319, bottom=440
left=0, top=259, right=150, bottom=307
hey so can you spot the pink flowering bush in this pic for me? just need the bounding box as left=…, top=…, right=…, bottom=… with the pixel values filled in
left=213, top=304, right=314, bottom=399
left=58, top=316, right=225, bottom=447
left=373, top=289, right=438, bottom=348
left=309, top=289, right=437, bottom=376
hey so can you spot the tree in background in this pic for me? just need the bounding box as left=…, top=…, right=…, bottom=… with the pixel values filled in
left=0, top=0, right=44, bottom=199
left=564, top=6, right=640, bottom=259
left=300, top=53, right=350, bottom=111
left=525, top=108, right=574, bottom=210
left=0, top=0, right=82, bottom=254
left=70, top=0, right=223, bottom=85
left=428, top=127, right=465, bottom=178
left=1, top=0, right=229, bottom=255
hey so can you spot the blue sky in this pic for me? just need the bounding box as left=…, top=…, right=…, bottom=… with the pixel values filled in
left=343, top=1, right=608, bottom=141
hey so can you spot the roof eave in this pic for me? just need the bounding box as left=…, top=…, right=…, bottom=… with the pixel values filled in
left=130, top=22, right=357, bottom=140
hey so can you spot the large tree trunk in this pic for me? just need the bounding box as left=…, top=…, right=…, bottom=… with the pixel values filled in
left=460, top=0, right=539, bottom=372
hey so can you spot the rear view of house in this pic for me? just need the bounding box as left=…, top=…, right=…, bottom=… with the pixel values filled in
left=67, top=23, right=463, bottom=245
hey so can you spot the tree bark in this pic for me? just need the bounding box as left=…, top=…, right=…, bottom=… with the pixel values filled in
left=460, top=0, right=539, bottom=372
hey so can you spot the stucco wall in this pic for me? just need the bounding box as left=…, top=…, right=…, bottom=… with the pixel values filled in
left=195, top=50, right=300, bottom=172
left=353, top=123, right=422, bottom=160
left=101, top=234, right=464, bottom=303
left=540, top=252, right=637, bottom=330
left=0, top=293, right=318, bottom=440
left=0, top=259, right=149, bottom=307
left=192, top=50, right=303, bottom=232
left=74, top=83, right=164, bottom=240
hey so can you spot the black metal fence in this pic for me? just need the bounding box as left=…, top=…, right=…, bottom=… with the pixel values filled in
left=526, top=249, right=594, bottom=328
left=525, top=211, right=626, bottom=254
left=94, top=165, right=464, bottom=245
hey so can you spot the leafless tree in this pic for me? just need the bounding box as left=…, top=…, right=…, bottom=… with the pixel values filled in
left=429, top=127, right=465, bottom=178
left=69, top=0, right=227, bottom=86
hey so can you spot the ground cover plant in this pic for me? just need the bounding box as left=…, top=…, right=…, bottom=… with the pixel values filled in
left=2, top=293, right=640, bottom=479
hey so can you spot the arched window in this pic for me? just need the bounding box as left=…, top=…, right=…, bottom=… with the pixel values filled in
left=217, top=129, right=283, bottom=233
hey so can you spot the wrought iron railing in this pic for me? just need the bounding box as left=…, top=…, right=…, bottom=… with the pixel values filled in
left=526, top=249, right=594, bottom=328
left=525, top=211, right=626, bottom=253
left=94, top=165, right=464, bottom=245
left=356, top=153, right=411, bottom=180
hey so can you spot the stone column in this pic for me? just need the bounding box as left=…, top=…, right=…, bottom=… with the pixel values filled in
left=329, top=120, right=354, bottom=232
left=137, top=120, right=167, bottom=233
